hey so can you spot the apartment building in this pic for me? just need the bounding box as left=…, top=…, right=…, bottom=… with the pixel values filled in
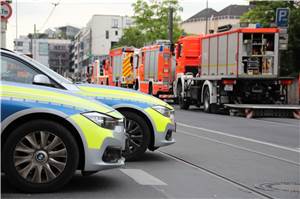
left=71, top=14, right=133, bottom=81
left=181, top=5, right=250, bottom=35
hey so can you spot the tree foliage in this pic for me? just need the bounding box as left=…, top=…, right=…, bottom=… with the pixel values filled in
left=116, top=0, right=183, bottom=48
left=241, top=1, right=300, bottom=76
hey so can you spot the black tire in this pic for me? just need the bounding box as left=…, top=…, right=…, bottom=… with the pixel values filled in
left=177, top=83, right=189, bottom=110
left=203, top=87, right=211, bottom=113
left=119, top=111, right=151, bottom=161
left=2, top=119, right=79, bottom=193
left=203, top=87, right=217, bottom=113
left=134, top=79, right=139, bottom=90
left=148, top=83, right=153, bottom=95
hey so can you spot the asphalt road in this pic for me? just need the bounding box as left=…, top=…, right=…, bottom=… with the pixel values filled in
left=2, top=106, right=300, bottom=198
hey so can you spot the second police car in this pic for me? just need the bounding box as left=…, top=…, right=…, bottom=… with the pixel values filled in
left=1, top=49, right=176, bottom=160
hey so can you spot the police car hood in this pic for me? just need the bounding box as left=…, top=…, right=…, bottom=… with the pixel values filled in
left=76, top=84, right=173, bottom=110
left=1, top=81, right=122, bottom=119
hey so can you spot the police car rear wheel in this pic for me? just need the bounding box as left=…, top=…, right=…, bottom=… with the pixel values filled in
left=3, top=120, right=79, bottom=193
left=120, top=111, right=150, bottom=161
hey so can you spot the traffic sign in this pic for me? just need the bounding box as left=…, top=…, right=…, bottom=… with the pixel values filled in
left=276, top=8, right=289, bottom=28
left=1, top=1, right=12, bottom=20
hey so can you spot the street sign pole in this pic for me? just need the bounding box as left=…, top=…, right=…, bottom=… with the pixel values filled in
left=1, top=1, right=13, bottom=48
left=275, top=8, right=290, bottom=75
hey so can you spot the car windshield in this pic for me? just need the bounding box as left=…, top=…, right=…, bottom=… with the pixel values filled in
left=19, top=53, right=73, bottom=84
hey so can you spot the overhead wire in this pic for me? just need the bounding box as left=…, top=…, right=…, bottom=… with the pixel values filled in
left=39, top=0, right=62, bottom=32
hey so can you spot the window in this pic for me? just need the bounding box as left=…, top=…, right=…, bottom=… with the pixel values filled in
left=112, top=19, right=118, bottom=28
left=115, top=30, right=118, bottom=36
left=105, top=30, right=109, bottom=39
left=16, top=41, right=23, bottom=46
left=1, top=55, right=39, bottom=84
left=39, top=42, right=48, bottom=55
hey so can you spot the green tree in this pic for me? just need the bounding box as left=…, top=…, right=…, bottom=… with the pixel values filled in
left=116, top=0, right=183, bottom=48
left=241, top=1, right=300, bottom=76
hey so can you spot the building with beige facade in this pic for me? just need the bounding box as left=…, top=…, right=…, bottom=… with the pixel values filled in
left=181, top=5, right=250, bottom=35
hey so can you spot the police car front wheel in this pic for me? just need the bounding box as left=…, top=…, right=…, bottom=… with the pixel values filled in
left=120, top=111, right=150, bottom=161
left=3, top=119, right=79, bottom=193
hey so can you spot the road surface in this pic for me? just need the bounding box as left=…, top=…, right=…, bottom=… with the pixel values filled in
left=2, top=106, right=300, bottom=198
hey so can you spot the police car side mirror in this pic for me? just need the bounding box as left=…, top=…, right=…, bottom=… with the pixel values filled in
left=33, top=74, right=52, bottom=86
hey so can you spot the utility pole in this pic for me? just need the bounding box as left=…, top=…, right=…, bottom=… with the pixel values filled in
left=15, top=0, right=18, bottom=39
left=205, top=0, right=208, bottom=35
left=168, top=7, right=174, bottom=52
left=33, top=24, right=37, bottom=59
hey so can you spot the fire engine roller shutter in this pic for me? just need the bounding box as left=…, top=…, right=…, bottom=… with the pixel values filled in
left=209, top=37, right=218, bottom=76
left=228, top=32, right=238, bottom=76
left=218, top=35, right=227, bottom=76
left=202, top=39, right=209, bottom=75
left=154, top=49, right=159, bottom=81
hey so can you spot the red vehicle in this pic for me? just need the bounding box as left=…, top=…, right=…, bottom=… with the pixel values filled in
left=175, top=35, right=202, bottom=75
left=175, top=27, right=294, bottom=113
left=109, top=47, right=135, bottom=87
left=137, top=41, right=173, bottom=97
left=90, top=59, right=112, bottom=85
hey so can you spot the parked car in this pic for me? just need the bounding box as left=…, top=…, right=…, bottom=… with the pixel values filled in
left=1, top=49, right=176, bottom=160
left=1, top=81, right=125, bottom=192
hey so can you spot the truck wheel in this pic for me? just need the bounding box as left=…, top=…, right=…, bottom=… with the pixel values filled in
left=134, top=79, right=139, bottom=90
left=203, top=87, right=211, bottom=113
left=177, top=84, right=189, bottom=110
left=3, top=120, right=79, bottom=193
left=148, top=83, right=153, bottom=95
left=203, top=87, right=217, bottom=113
left=120, top=111, right=150, bottom=161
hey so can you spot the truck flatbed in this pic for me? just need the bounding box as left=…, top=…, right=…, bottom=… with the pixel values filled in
left=224, top=104, right=300, bottom=119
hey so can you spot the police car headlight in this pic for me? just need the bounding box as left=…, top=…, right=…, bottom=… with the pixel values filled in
left=82, top=112, right=124, bottom=132
left=152, top=105, right=175, bottom=120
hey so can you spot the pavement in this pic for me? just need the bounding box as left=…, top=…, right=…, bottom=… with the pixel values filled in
left=2, top=105, right=300, bottom=198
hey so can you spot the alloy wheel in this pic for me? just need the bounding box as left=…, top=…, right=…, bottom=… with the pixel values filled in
left=13, top=131, right=67, bottom=183
left=124, top=119, right=144, bottom=156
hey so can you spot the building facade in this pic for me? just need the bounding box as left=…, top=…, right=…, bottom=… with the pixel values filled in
left=48, top=39, right=71, bottom=74
left=14, top=37, right=71, bottom=74
left=71, top=14, right=133, bottom=81
left=181, top=5, right=250, bottom=35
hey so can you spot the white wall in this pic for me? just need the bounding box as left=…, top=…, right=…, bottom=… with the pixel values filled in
left=181, top=18, right=241, bottom=35
left=14, top=37, right=31, bottom=54
left=32, top=39, right=49, bottom=66
left=88, top=15, right=133, bottom=56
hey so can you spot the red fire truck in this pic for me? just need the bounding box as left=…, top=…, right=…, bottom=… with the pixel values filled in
left=90, top=59, right=110, bottom=85
left=136, top=41, right=174, bottom=97
left=174, top=27, right=296, bottom=116
left=108, top=47, right=135, bottom=87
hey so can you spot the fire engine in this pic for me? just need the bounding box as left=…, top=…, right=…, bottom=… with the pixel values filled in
left=136, top=40, right=174, bottom=97
left=174, top=26, right=297, bottom=117
left=90, top=59, right=110, bottom=85
left=109, top=47, right=135, bottom=87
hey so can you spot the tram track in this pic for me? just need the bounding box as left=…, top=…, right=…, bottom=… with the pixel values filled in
left=158, top=150, right=276, bottom=199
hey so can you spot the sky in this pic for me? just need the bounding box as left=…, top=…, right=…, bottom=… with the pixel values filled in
left=6, top=0, right=249, bottom=50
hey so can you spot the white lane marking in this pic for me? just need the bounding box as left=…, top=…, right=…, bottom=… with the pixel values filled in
left=177, top=122, right=300, bottom=153
left=120, top=169, right=167, bottom=186
left=177, top=130, right=300, bottom=166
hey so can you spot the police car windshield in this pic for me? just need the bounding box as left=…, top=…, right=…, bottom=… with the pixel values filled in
left=20, top=53, right=73, bottom=84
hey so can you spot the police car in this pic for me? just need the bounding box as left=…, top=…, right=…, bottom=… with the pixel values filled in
left=1, top=48, right=176, bottom=160
left=1, top=81, right=125, bottom=192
